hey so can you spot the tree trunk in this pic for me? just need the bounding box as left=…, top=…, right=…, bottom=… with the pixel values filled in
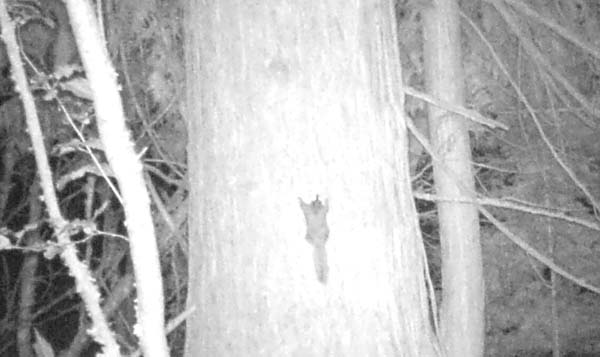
left=64, top=1, right=169, bottom=355
left=17, top=182, right=42, bottom=357
left=184, top=0, right=438, bottom=356
left=423, top=0, right=485, bottom=356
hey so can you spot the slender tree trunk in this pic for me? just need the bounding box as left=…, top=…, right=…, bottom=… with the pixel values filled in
left=0, top=145, right=15, bottom=217
left=423, top=0, right=485, bottom=356
left=185, top=0, right=438, bottom=356
left=64, top=1, right=168, bottom=355
left=17, top=182, right=42, bottom=357
left=16, top=255, right=38, bottom=357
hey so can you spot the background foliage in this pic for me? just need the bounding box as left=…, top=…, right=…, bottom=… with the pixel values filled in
left=0, top=0, right=599, bottom=356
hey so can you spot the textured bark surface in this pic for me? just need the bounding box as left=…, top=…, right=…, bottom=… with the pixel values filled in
left=185, top=0, right=438, bottom=356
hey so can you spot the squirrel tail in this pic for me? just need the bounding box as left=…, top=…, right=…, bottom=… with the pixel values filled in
left=313, top=244, right=329, bottom=284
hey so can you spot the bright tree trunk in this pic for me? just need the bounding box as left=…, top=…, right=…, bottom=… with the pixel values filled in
left=185, top=0, right=438, bottom=356
left=423, top=0, right=485, bottom=356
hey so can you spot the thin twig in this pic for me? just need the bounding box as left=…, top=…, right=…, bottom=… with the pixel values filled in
left=415, top=192, right=600, bottom=295
left=488, top=2, right=598, bottom=127
left=501, top=0, right=600, bottom=61
left=403, top=85, right=509, bottom=130
left=414, top=192, right=600, bottom=232
left=462, top=8, right=600, bottom=217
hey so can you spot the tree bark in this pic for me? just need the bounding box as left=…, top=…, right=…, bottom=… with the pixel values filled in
left=17, top=182, right=42, bottom=357
left=185, top=0, right=438, bottom=356
left=423, top=0, right=485, bottom=356
left=64, top=0, right=168, bottom=355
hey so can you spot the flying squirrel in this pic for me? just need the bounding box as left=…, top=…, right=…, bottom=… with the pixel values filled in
left=299, top=196, right=330, bottom=284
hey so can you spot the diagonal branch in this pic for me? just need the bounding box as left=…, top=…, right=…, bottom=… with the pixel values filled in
left=63, top=0, right=170, bottom=356
left=0, top=0, right=119, bottom=355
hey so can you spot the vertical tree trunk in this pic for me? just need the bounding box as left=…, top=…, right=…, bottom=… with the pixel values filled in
left=423, top=1, right=485, bottom=356
left=185, top=0, right=438, bottom=356
left=17, top=182, right=42, bottom=357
